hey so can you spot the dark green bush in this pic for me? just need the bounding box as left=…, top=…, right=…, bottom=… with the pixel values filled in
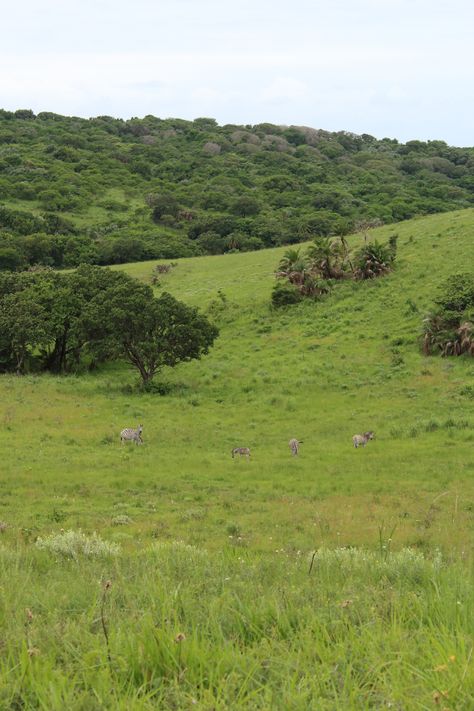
left=271, top=282, right=303, bottom=308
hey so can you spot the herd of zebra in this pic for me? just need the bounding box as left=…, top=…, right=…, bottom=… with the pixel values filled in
left=120, top=426, right=375, bottom=454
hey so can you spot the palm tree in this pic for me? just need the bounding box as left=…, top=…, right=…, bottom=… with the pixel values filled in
left=307, top=237, right=349, bottom=280
left=276, top=248, right=309, bottom=287
left=353, top=241, right=393, bottom=280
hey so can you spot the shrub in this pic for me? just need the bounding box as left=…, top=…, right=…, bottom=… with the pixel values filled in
left=271, top=282, right=303, bottom=308
left=423, top=274, right=474, bottom=356
left=353, top=240, right=395, bottom=280
left=0, top=247, right=24, bottom=271
left=35, top=529, right=120, bottom=558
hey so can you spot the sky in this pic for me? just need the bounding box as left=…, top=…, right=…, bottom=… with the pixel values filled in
left=2, top=0, right=473, bottom=146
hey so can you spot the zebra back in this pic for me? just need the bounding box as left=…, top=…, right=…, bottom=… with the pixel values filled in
left=232, top=447, right=250, bottom=458
left=120, top=425, right=143, bottom=443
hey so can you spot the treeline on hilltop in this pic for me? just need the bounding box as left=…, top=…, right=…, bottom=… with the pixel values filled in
left=0, top=109, right=473, bottom=269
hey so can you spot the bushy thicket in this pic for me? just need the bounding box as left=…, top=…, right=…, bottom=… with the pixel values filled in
left=0, top=109, right=473, bottom=267
left=272, top=233, right=397, bottom=306
left=423, top=273, right=474, bottom=356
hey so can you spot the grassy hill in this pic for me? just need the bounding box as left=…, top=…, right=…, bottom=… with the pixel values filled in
left=1, top=109, right=474, bottom=269
left=2, top=209, right=474, bottom=707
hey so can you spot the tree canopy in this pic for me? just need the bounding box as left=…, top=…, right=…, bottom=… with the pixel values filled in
left=0, top=265, right=218, bottom=383
left=0, top=110, right=473, bottom=269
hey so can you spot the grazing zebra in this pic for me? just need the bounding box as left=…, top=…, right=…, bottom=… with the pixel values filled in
left=120, top=424, right=143, bottom=445
left=352, top=431, right=375, bottom=448
left=232, top=447, right=251, bottom=459
left=289, top=438, right=302, bottom=456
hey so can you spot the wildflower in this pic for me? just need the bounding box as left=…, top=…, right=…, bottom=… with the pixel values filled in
left=174, top=632, right=186, bottom=643
left=448, top=655, right=456, bottom=663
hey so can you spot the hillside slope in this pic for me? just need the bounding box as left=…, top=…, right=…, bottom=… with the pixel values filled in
left=1, top=208, right=474, bottom=551
left=2, top=210, right=474, bottom=708
left=1, top=109, right=474, bottom=268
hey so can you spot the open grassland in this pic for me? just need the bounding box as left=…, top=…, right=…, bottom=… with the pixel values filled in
left=2, top=209, right=474, bottom=708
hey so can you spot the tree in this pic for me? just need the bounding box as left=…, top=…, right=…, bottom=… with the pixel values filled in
left=147, top=192, right=180, bottom=221
left=276, top=248, right=332, bottom=298
left=34, top=265, right=129, bottom=373
left=0, top=247, right=24, bottom=271
left=83, top=286, right=218, bottom=385
left=231, top=196, right=261, bottom=217
left=0, top=290, right=52, bottom=373
left=307, top=236, right=350, bottom=280
left=353, top=240, right=395, bottom=280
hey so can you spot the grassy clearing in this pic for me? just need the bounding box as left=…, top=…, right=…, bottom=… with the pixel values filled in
left=2, top=209, right=474, bottom=706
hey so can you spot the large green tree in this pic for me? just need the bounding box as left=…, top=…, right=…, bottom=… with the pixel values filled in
left=83, top=285, right=218, bottom=385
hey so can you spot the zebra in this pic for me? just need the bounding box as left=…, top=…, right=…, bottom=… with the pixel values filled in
left=352, top=431, right=375, bottom=448
left=120, top=424, right=143, bottom=445
left=232, top=447, right=251, bottom=459
left=289, top=438, right=302, bottom=456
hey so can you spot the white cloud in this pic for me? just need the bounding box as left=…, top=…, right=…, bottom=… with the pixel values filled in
left=0, top=0, right=473, bottom=143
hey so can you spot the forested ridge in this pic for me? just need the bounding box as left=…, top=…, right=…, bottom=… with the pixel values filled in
left=1, top=108, right=473, bottom=269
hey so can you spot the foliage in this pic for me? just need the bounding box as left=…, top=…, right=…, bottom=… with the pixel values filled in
left=83, top=286, right=219, bottom=384
left=307, top=235, right=352, bottom=279
left=0, top=111, right=473, bottom=268
left=271, top=280, right=303, bottom=307
left=275, top=232, right=396, bottom=302
left=353, top=238, right=397, bottom=280
left=0, top=265, right=218, bottom=381
left=423, top=272, right=474, bottom=356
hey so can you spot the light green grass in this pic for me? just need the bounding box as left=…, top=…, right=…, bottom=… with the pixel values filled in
left=2, top=208, right=474, bottom=707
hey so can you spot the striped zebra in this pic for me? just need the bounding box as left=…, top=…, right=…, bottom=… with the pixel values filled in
left=352, top=431, right=375, bottom=448
left=289, top=438, right=302, bottom=456
left=232, top=447, right=251, bottom=459
left=120, top=424, right=143, bottom=445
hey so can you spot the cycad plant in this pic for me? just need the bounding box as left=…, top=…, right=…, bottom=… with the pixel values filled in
left=276, top=248, right=333, bottom=298
left=276, top=249, right=310, bottom=288
left=353, top=240, right=395, bottom=280
left=307, top=236, right=350, bottom=280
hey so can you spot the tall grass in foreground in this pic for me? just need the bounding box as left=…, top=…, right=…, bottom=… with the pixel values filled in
left=0, top=542, right=473, bottom=709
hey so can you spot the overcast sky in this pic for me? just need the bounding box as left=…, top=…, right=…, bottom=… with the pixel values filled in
left=2, top=0, right=473, bottom=145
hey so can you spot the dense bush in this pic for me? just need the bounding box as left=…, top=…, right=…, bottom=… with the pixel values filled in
left=274, top=232, right=396, bottom=306
left=271, top=281, right=303, bottom=307
left=0, top=111, right=473, bottom=267
left=423, top=273, right=474, bottom=356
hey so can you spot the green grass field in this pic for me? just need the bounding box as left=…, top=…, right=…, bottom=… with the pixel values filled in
left=2, top=209, right=474, bottom=708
